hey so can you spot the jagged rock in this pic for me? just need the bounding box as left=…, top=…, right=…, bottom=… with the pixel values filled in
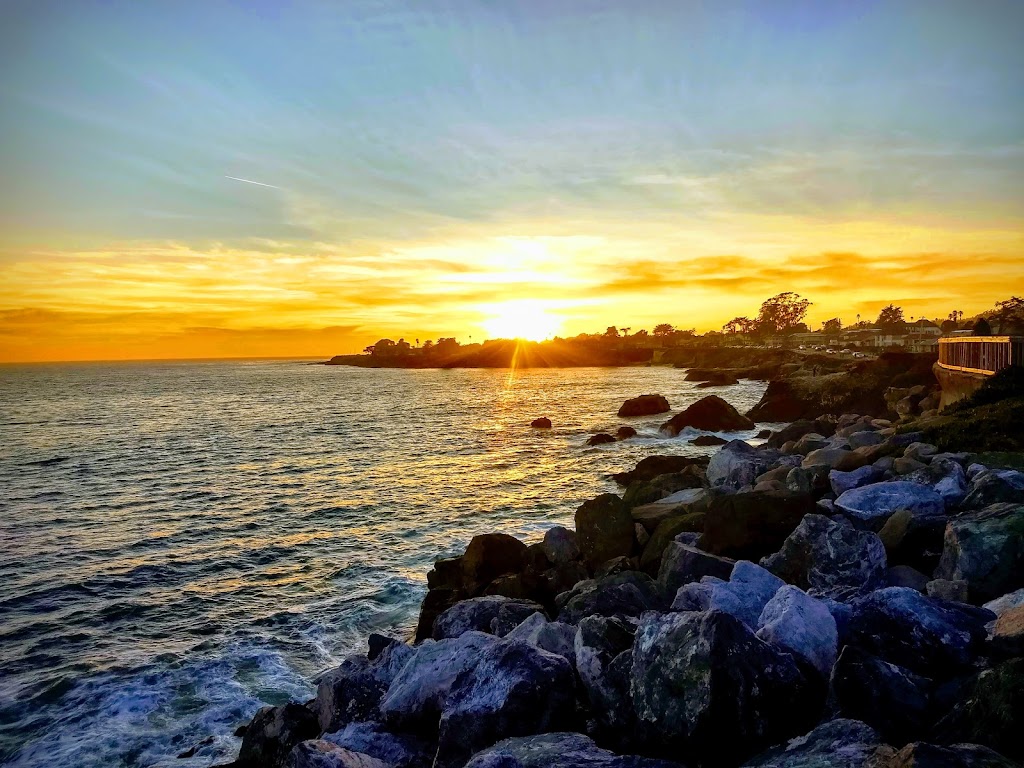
left=887, top=565, right=930, bottom=592
left=761, top=514, right=887, bottom=600
left=380, top=631, right=496, bottom=728
left=834, top=482, right=945, bottom=531
left=635, top=523, right=650, bottom=548
left=315, top=642, right=415, bottom=732
left=660, top=395, right=755, bottom=435
left=462, top=534, right=529, bottom=595
left=638, top=511, right=706, bottom=572
left=587, top=433, right=617, bottom=446
left=658, top=542, right=735, bottom=598
left=505, top=612, right=577, bottom=665
left=237, top=703, right=319, bottom=768
left=846, top=587, right=993, bottom=677
left=740, top=718, right=883, bottom=767
left=594, top=556, right=633, bottom=579
left=611, top=455, right=708, bottom=486
left=541, top=527, right=579, bottom=565
left=323, top=722, right=432, bottom=768
left=691, top=434, right=728, bottom=446
left=463, top=732, right=682, bottom=768
left=432, top=596, right=544, bottom=640
left=706, top=440, right=788, bottom=490
left=287, top=741, right=390, bottom=768
left=903, top=458, right=968, bottom=510
left=434, top=640, right=576, bottom=768
left=873, top=742, right=1017, bottom=767
left=878, top=510, right=948, bottom=574
left=960, top=469, right=1024, bottom=509
left=575, top=494, right=634, bottom=569
left=367, top=634, right=400, bottom=661
left=426, top=557, right=463, bottom=591
left=699, top=490, right=816, bottom=560
left=618, top=394, right=671, bottom=417
left=931, top=658, right=1024, bottom=762
left=983, top=587, right=1024, bottom=617
left=935, top=503, right=1024, bottom=602
left=530, top=418, right=552, bottom=429
left=926, top=579, right=969, bottom=602
left=574, top=617, right=637, bottom=731
left=616, top=426, right=637, bottom=440
left=630, top=610, right=819, bottom=764
left=557, top=571, right=661, bottom=623
left=785, top=466, right=830, bottom=496
left=827, top=646, right=931, bottom=744
left=756, top=585, right=838, bottom=678
left=672, top=560, right=785, bottom=629
left=631, top=488, right=707, bottom=531
left=622, top=468, right=705, bottom=511
left=830, top=466, right=882, bottom=496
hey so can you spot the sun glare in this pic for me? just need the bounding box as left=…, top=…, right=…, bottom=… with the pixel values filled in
left=480, top=301, right=562, bottom=342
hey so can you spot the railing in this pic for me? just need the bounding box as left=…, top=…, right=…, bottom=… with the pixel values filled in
left=938, top=336, right=1022, bottom=376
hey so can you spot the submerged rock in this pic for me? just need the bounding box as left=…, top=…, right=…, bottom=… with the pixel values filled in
left=587, top=433, right=617, bottom=446
left=660, top=395, right=755, bottom=436
left=530, top=417, right=552, bottom=429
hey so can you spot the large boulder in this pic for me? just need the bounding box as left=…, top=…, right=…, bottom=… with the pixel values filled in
left=834, top=482, right=945, bottom=531
left=463, top=733, right=682, bottom=768
left=846, top=587, right=993, bottom=677
left=830, top=466, right=883, bottom=497
left=618, top=394, right=670, bottom=417
left=746, top=380, right=818, bottom=423
left=671, top=560, right=784, bottom=629
left=935, top=503, right=1024, bottom=603
left=631, top=488, right=708, bottom=531
left=630, top=610, right=819, bottom=765
left=658, top=542, right=735, bottom=598
left=638, top=511, right=707, bottom=572
left=558, top=571, right=661, bottom=624
left=237, top=703, right=319, bottom=768
left=611, top=455, right=708, bottom=486
left=432, top=596, right=545, bottom=640
left=706, top=440, right=790, bottom=490
left=878, top=509, right=947, bottom=575
left=660, top=395, right=755, bottom=436
left=286, top=741, right=390, bottom=768
left=760, top=514, right=887, bottom=600
left=575, top=494, right=634, bottom=569
left=622, top=468, right=705, bottom=512
left=541, top=526, right=580, bottom=565
left=380, top=631, right=496, bottom=728
left=434, top=640, right=576, bottom=768
left=740, top=718, right=883, bottom=768
left=827, top=646, right=932, bottom=744
left=462, top=534, right=529, bottom=595
left=314, top=642, right=415, bottom=732
left=699, top=490, right=816, bottom=560
left=902, top=458, right=969, bottom=510
left=323, top=722, right=433, bottom=768
left=504, top=612, right=577, bottom=666
left=756, top=585, right=838, bottom=678
left=960, top=469, right=1024, bottom=509
left=574, top=616, right=638, bottom=736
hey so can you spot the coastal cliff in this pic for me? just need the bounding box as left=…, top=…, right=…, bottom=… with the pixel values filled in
left=213, top=370, right=1024, bottom=768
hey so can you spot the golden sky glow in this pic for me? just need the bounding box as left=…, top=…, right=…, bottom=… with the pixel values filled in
left=1, top=2, right=1023, bottom=361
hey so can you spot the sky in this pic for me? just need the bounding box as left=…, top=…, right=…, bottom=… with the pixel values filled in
left=1, top=0, right=1022, bottom=361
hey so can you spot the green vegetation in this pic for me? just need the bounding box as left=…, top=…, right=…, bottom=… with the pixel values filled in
left=916, top=367, right=1024, bottom=452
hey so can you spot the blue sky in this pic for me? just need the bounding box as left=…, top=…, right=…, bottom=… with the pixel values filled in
left=1, top=1, right=1022, bottom=359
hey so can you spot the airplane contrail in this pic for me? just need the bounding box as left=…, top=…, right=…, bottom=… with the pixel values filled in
left=224, top=175, right=281, bottom=189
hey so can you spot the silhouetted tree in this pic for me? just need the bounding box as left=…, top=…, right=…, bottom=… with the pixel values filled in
left=633, top=329, right=649, bottom=337
left=723, top=317, right=757, bottom=335
left=756, top=292, right=812, bottom=335
left=369, top=338, right=395, bottom=356
left=604, top=326, right=620, bottom=338
left=822, top=317, right=842, bottom=334
left=652, top=323, right=675, bottom=337
left=876, top=304, right=905, bottom=329
left=992, top=297, right=1024, bottom=332
left=973, top=317, right=992, bottom=336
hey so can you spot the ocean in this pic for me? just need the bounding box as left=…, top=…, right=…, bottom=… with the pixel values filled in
left=0, top=360, right=770, bottom=767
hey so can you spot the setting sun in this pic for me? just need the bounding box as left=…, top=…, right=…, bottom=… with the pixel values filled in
left=480, top=301, right=563, bottom=341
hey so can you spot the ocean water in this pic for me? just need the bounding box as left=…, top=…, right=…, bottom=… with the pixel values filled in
left=0, top=360, right=770, bottom=767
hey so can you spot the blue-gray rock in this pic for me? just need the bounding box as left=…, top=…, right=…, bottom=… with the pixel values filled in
left=740, top=718, right=883, bottom=767
left=707, top=440, right=787, bottom=491
left=756, top=585, right=838, bottom=678
left=961, top=469, right=1024, bottom=509
left=238, top=703, right=320, bottom=768
left=935, top=503, right=1024, bottom=602
left=432, top=596, right=545, bottom=640
left=760, top=514, right=887, bottom=600
left=834, top=481, right=945, bottom=531
left=380, top=631, right=496, bottom=727
left=435, top=640, right=576, bottom=768
left=630, top=610, right=819, bottom=765
left=658, top=542, right=735, bottom=599
left=849, top=430, right=886, bottom=449
left=830, top=466, right=882, bottom=496
left=505, top=612, right=577, bottom=666
left=324, top=722, right=433, bottom=768
left=314, top=641, right=416, bottom=732
left=671, top=560, right=784, bottom=629
left=846, top=587, right=993, bottom=676
left=463, top=733, right=683, bottom=768
left=541, top=526, right=580, bottom=565
left=827, top=645, right=931, bottom=744
left=286, top=741, right=390, bottom=768
left=557, top=571, right=661, bottom=624
left=573, top=616, right=638, bottom=736
left=903, top=458, right=968, bottom=510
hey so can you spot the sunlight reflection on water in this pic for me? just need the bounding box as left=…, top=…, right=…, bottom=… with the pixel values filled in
left=0, top=361, right=769, bottom=767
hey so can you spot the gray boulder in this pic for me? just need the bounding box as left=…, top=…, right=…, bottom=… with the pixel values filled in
left=315, top=641, right=416, bottom=732
left=286, top=741, right=390, bottom=768
left=557, top=571, right=661, bottom=624
left=671, top=560, right=784, bottom=629
left=706, top=440, right=787, bottom=491
left=505, top=612, right=577, bottom=666
left=541, top=526, right=580, bottom=565
left=574, top=616, right=637, bottom=733
left=323, top=722, right=432, bottom=768
left=630, top=610, right=819, bottom=764
left=432, top=596, right=544, bottom=640
left=760, top=514, right=887, bottom=600
left=961, top=468, right=1024, bottom=509
left=658, top=542, right=735, bottom=598
left=380, top=631, right=496, bottom=727
left=740, top=718, right=883, bottom=768
left=237, top=703, right=319, bottom=768
left=834, top=481, right=945, bottom=531
left=830, top=466, right=882, bottom=497
left=463, top=733, right=682, bottom=768
left=435, top=640, right=576, bottom=768
left=756, top=585, right=838, bottom=678
left=935, top=503, right=1024, bottom=602
left=903, top=457, right=969, bottom=510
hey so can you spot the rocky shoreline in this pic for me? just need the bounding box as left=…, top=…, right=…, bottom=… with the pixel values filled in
left=215, top=374, right=1023, bottom=768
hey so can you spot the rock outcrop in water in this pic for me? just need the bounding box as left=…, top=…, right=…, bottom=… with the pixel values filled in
left=220, top=392, right=1024, bottom=768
